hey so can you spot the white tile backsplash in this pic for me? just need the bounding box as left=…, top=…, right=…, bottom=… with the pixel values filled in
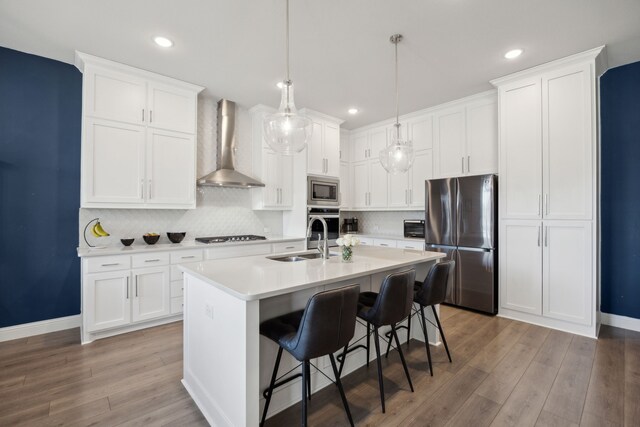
left=79, top=96, right=283, bottom=247
left=341, top=210, right=424, bottom=237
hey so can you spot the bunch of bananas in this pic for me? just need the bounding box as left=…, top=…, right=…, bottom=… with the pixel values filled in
left=91, top=221, right=110, bottom=238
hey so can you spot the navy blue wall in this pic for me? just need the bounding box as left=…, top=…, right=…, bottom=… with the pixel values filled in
left=601, top=60, right=640, bottom=320
left=0, top=47, right=82, bottom=328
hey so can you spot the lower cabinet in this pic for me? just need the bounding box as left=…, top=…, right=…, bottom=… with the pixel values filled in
left=85, top=270, right=132, bottom=332
left=500, top=219, right=592, bottom=326
left=131, top=266, right=171, bottom=322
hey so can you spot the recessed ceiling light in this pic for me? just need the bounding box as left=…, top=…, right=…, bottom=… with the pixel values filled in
left=348, top=108, right=359, bottom=115
left=504, top=49, right=523, bottom=59
left=153, top=36, right=174, bottom=48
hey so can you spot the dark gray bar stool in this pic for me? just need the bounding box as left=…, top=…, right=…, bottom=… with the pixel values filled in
left=259, top=284, right=360, bottom=427
left=338, top=269, right=416, bottom=413
left=385, top=260, right=455, bottom=376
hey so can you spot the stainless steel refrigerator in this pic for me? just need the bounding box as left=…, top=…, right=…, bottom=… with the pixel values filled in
left=425, top=174, right=497, bottom=314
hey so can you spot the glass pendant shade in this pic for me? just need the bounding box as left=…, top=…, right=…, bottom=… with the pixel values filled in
left=380, top=125, right=414, bottom=174
left=264, top=82, right=312, bottom=155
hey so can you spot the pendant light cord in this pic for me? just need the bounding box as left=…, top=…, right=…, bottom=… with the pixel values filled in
left=395, top=37, right=400, bottom=140
left=285, top=0, right=290, bottom=83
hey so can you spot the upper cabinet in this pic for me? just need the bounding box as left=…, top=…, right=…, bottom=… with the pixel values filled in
left=301, top=110, right=343, bottom=178
left=76, top=52, right=203, bottom=209
left=433, top=93, right=497, bottom=178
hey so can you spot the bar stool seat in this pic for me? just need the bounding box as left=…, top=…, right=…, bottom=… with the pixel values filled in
left=259, top=284, right=360, bottom=427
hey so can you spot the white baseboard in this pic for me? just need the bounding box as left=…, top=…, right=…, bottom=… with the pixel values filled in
left=0, top=315, right=81, bottom=342
left=601, top=312, right=640, bottom=333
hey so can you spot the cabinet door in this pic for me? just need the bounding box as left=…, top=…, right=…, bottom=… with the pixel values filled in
left=85, top=271, right=131, bottom=332
left=388, top=171, right=410, bottom=208
left=543, top=221, right=592, bottom=325
left=261, top=150, right=280, bottom=208
left=147, top=82, right=197, bottom=134
left=500, top=220, right=542, bottom=315
left=434, top=107, right=466, bottom=178
left=132, top=266, right=171, bottom=322
left=307, top=120, right=324, bottom=176
left=352, top=132, right=369, bottom=162
left=542, top=64, right=593, bottom=220
left=340, top=161, right=350, bottom=209
left=82, top=118, right=146, bottom=206
left=351, top=162, right=369, bottom=208
left=278, top=154, right=293, bottom=208
left=466, top=97, right=498, bottom=175
left=369, top=127, right=388, bottom=159
left=499, top=78, right=543, bottom=219
left=84, top=65, right=146, bottom=125
left=369, top=160, right=388, bottom=208
left=324, top=123, right=341, bottom=177
left=408, top=115, right=433, bottom=151
left=410, top=150, right=433, bottom=208
left=146, top=129, right=196, bottom=207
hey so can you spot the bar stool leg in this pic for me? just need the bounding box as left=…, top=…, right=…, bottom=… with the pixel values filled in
left=338, top=345, right=348, bottom=377
left=301, top=360, right=308, bottom=427
left=419, top=305, right=433, bottom=376
left=432, top=305, right=452, bottom=363
left=329, top=354, right=355, bottom=427
left=391, top=325, right=414, bottom=392
left=373, top=326, right=386, bottom=413
left=260, top=347, right=283, bottom=427
left=366, top=322, right=371, bottom=367
left=305, top=362, right=312, bottom=400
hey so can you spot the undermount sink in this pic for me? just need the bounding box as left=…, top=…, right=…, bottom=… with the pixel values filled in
left=267, top=252, right=337, bottom=262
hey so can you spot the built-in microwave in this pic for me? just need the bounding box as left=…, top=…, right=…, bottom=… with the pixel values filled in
left=307, top=175, right=340, bottom=206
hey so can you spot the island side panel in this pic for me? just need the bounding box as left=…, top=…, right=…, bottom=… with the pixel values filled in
left=182, top=273, right=260, bottom=427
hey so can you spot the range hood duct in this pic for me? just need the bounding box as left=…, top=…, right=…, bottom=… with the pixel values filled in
left=197, top=99, right=265, bottom=188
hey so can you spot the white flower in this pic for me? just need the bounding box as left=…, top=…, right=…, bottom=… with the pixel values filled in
left=336, top=237, right=344, bottom=246
left=339, top=234, right=360, bottom=248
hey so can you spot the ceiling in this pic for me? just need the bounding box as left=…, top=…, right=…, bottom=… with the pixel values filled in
left=1, top=0, right=639, bottom=129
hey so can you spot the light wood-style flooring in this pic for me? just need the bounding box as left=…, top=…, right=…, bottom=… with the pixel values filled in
left=1, top=306, right=638, bottom=426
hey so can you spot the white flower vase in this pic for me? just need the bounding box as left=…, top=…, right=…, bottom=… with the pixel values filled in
left=341, top=246, right=353, bottom=263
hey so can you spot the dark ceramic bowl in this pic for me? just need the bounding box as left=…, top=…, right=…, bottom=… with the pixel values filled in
left=167, top=232, right=186, bottom=244
left=121, top=238, right=135, bottom=247
left=143, top=234, right=160, bottom=245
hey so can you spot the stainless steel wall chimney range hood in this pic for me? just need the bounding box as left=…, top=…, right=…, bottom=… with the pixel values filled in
left=197, top=99, right=265, bottom=188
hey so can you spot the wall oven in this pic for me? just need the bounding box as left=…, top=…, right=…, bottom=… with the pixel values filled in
left=307, top=176, right=340, bottom=207
left=307, top=207, right=340, bottom=249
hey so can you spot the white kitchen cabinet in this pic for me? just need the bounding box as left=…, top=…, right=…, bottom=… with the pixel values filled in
left=388, top=170, right=410, bottom=208
left=500, top=220, right=543, bottom=315
left=388, top=150, right=433, bottom=209
left=373, top=238, right=397, bottom=248
left=351, top=126, right=389, bottom=162
left=76, top=52, right=203, bottom=209
left=340, top=162, right=350, bottom=209
left=369, top=127, right=388, bottom=159
left=466, top=97, right=498, bottom=175
left=434, top=106, right=466, bottom=178
left=352, top=131, right=369, bottom=163
left=303, top=111, right=343, bottom=178
left=340, top=130, right=350, bottom=162
left=543, top=221, right=592, bottom=325
left=85, top=270, right=131, bottom=332
left=407, top=115, right=433, bottom=151
left=82, top=118, right=146, bottom=205
left=132, top=266, right=171, bottom=322
left=146, top=129, right=196, bottom=206
left=351, top=161, right=369, bottom=209
left=352, top=160, right=388, bottom=209
left=398, top=240, right=424, bottom=250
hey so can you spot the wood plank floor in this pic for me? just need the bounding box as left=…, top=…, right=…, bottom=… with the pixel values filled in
left=1, top=306, right=638, bottom=426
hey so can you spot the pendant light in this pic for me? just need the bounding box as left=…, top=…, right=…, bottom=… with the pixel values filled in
left=263, top=0, right=312, bottom=155
left=380, top=34, right=414, bottom=174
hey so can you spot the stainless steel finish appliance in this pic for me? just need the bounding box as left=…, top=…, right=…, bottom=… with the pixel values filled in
left=307, top=208, right=340, bottom=249
left=425, top=174, right=497, bottom=314
left=342, top=217, right=359, bottom=234
left=307, top=176, right=340, bottom=207
left=404, top=220, right=425, bottom=238
left=197, top=99, right=265, bottom=188
left=195, top=235, right=267, bottom=244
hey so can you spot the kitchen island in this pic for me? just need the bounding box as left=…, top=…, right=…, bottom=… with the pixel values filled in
left=179, top=245, right=445, bottom=427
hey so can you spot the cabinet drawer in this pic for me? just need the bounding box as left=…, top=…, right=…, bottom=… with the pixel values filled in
left=205, top=243, right=272, bottom=260
left=171, top=296, right=184, bottom=314
left=374, top=238, right=397, bottom=248
left=170, top=249, right=203, bottom=264
left=358, top=237, right=374, bottom=245
left=398, top=240, right=424, bottom=250
left=272, top=241, right=305, bottom=254
left=85, top=255, right=131, bottom=273
left=131, top=252, right=170, bottom=268
left=170, top=280, right=184, bottom=298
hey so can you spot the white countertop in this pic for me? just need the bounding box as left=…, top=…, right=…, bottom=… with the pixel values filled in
left=341, top=233, right=425, bottom=242
left=77, top=235, right=306, bottom=258
left=180, top=245, right=444, bottom=301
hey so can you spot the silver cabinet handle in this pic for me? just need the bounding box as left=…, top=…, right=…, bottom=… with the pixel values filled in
left=461, top=157, right=464, bottom=174
left=101, top=263, right=119, bottom=267
left=135, top=277, right=138, bottom=297
left=181, top=255, right=196, bottom=259
left=380, top=243, right=389, bottom=247
left=538, top=194, right=542, bottom=216
left=142, top=109, right=145, bottom=122
left=545, top=194, right=549, bottom=215
left=545, top=226, right=548, bottom=247
left=409, top=189, right=412, bottom=204
left=285, top=246, right=295, bottom=250
left=537, top=226, right=541, bottom=247
left=150, top=110, right=153, bottom=123
left=144, top=259, right=160, bottom=263
left=405, top=189, right=408, bottom=205
left=126, top=276, right=129, bottom=299
left=148, top=180, right=152, bottom=200
left=141, top=179, right=144, bottom=199
left=467, top=155, right=470, bottom=173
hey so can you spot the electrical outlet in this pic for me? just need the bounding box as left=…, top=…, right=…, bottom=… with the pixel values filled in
left=205, top=304, right=214, bottom=320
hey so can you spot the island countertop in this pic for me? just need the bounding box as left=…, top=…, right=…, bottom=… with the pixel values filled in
left=179, top=245, right=445, bottom=301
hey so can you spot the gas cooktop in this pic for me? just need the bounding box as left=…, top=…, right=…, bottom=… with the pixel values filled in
left=195, top=235, right=267, bottom=244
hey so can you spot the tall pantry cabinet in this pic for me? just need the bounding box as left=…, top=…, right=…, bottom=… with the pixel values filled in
left=492, top=46, right=607, bottom=337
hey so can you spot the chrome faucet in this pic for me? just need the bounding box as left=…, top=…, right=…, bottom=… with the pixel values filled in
left=306, top=216, right=330, bottom=259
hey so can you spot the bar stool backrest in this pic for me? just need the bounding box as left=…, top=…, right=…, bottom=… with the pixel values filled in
left=416, top=261, right=455, bottom=307
left=286, top=284, right=360, bottom=361
left=369, top=269, right=416, bottom=326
